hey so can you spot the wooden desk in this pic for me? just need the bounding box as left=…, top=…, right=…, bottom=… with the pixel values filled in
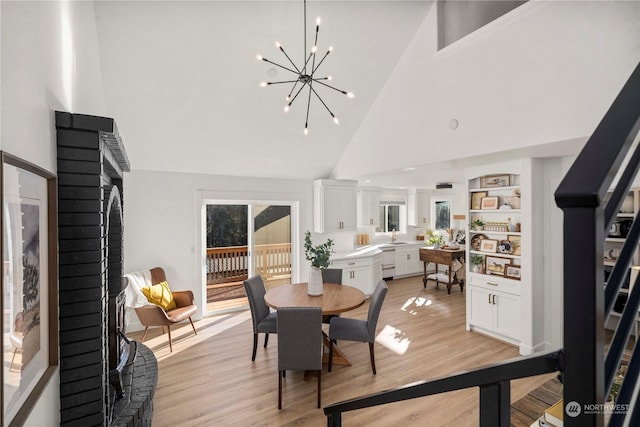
left=419, top=247, right=465, bottom=294
left=265, top=282, right=365, bottom=367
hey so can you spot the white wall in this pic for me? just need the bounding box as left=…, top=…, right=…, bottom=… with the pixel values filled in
left=334, top=0, right=640, bottom=180
left=123, top=169, right=314, bottom=329
left=1, top=0, right=107, bottom=424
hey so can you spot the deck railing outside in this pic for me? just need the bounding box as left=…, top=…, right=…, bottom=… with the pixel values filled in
left=206, top=243, right=292, bottom=285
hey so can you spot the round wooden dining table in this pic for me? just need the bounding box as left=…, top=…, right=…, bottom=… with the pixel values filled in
left=264, top=282, right=366, bottom=368
left=264, top=282, right=365, bottom=315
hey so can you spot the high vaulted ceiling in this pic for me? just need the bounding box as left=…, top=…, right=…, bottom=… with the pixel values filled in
left=94, top=1, right=433, bottom=182
left=93, top=1, right=639, bottom=189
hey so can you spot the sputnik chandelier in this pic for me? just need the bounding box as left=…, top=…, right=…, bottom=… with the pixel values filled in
left=257, top=0, right=353, bottom=135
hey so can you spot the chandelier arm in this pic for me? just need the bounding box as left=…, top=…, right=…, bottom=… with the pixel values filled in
left=310, top=85, right=334, bottom=117
left=260, top=57, right=299, bottom=75
left=265, top=79, right=302, bottom=86
left=287, top=80, right=300, bottom=99
left=309, top=20, right=320, bottom=76
left=288, top=81, right=309, bottom=107
left=304, top=82, right=313, bottom=132
left=303, top=52, right=314, bottom=75
left=278, top=45, right=301, bottom=74
left=311, top=50, right=331, bottom=74
left=313, top=79, right=349, bottom=95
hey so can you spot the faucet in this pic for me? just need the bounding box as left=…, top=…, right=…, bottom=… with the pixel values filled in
left=391, top=229, right=397, bottom=243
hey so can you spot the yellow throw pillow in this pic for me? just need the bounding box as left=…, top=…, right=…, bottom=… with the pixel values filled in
left=141, top=281, right=177, bottom=311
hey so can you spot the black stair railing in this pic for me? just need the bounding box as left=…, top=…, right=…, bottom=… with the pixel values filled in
left=555, top=61, right=640, bottom=427
left=324, top=61, right=640, bottom=427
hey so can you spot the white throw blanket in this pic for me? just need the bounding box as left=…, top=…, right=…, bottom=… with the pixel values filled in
left=123, top=271, right=152, bottom=308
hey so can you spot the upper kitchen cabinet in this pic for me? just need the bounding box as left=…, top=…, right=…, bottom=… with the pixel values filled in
left=357, top=187, right=380, bottom=228
left=409, top=190, right=431, bottom=227
left=314, top=179, right=358, bottom=233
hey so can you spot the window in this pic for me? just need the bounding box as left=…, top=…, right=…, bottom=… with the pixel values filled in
left=431, top=197, right=453, bottom=232
left=378, top=202, right=406, bottom=233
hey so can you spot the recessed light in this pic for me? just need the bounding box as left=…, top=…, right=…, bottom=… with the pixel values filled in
left=404, top=167, right=416, bottom=171
left=449, top=119, right=459, bottom=130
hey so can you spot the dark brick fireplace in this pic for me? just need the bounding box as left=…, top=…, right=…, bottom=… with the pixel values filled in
left=56, top=112, right=157, bottom=426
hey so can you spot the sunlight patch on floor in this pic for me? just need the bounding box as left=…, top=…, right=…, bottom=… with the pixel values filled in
left=400, top=296, right=432, bottom=315
left=140, top=310, right=252, bottom=360
left=376, top=324, right=411, bottom=355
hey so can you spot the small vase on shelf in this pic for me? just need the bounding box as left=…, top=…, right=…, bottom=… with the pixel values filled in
left=308, top=266, right=323, bottom=296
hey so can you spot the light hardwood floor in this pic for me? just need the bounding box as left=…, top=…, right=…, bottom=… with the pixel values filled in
left=128, top=275, right=555, bottom=426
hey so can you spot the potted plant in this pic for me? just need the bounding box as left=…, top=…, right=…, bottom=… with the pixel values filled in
left=471, top=218, right=484, bottom=231
left=304, top=231, right=334, bottom=295
left=470, top=254, right=484, bottom=273
left=427, top=231, right=444, bottom=249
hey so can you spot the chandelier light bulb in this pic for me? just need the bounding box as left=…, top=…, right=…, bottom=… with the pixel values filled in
left=327, top=76, right=332, bottom=81
left=284, top=105, right=290, bottom=113
left=312, top=45, right=317, bottom=53
left=286, top=96, right=291, bottom=101
left=304, top=127, right=309, bottom=136
left=275, top=41, right=281, bottom=48
left=256, top=54, right=263, bottom=61
left=328, top=46, right=333, bottom=52
left=316, top=17, right=321, bottom=25
left=333, top=117, right=339, bottom=125
left=347, top=92, right=355, bottom=98
left=259, top=82, right=267, bottom=87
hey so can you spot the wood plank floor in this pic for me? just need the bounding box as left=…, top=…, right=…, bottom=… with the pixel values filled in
left=128, top=275, right=556, bottom=426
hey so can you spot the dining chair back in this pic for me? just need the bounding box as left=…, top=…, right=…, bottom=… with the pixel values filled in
left=328, top=279, right=388, bottom=374
left=276, top=306, right=323, bottom=409
left=321, top=268, right=343, bottom=284
left=243, top=275, right=278, bottom=361
left=321, top=268, right=343, bottom=324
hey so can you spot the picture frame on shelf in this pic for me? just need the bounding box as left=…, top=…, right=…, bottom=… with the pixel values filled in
left=505, top=264, right=521, bottom=280
left=507, top=234, right=521, bottom=256
left=480, top=174, right=510, bottom=188
left=471, top=191, right=487, bottom=210
left=485, top=255, right=511, bottom=276
left=480, top=196, right=499, bottom=210
left=497, top=239, right=514, bottom=254
left=470, top=233, right=488, bottom=251
left=479, top=239, right=498, bottom=253
left=1, top=152, right=58, bottom=426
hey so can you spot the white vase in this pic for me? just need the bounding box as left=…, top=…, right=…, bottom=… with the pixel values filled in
left=308, top=266, right=323, bottom=296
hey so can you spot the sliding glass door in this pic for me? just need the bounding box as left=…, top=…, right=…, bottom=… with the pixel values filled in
left=204, top=202, right=292, bottom=314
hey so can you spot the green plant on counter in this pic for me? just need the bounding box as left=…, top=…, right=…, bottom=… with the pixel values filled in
left=471, top=218, right=484, bottom=227
left=304, top=231, right=334, bottom=268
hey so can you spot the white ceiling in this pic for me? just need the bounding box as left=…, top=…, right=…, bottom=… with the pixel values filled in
left=94, top=1, right=435, bottom=183
left=93, top=1, right=638, bottom=190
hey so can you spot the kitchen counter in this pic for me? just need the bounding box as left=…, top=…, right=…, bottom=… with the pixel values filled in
left=331, top=245, right=382, bottom=261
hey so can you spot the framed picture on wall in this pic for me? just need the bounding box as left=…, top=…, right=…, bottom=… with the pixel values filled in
left=1, top=152, right=58, bottom=426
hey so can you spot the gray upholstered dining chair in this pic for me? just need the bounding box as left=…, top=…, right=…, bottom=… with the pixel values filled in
left=328, top=279, right=388, bottom=374
left=321, top=268, right=343, bottom=324
left=243, top=275, right=277, bottom=361
left=277, top=306, right=323, bottom=409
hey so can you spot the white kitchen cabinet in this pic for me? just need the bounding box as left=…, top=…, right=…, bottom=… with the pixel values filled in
left=330, top=253, right=382, bottom=296
left=357, top=187, right=380, bottom=228
left=394, top=244, right=422, bottom=277
left=314, top=179, right=357, bottom=233
left=412, top=190, right=431, bottom=227
left=467, top=285, right=520, bottom=344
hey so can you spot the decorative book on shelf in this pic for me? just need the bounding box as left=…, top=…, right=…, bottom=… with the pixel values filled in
left=544, top=399, right=563, bottom=427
